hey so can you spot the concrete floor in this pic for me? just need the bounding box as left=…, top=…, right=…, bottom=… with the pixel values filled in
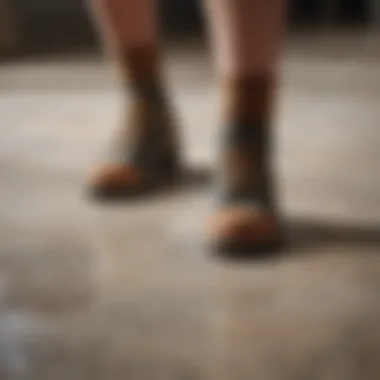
left=0, top=33, right=380, bottom=379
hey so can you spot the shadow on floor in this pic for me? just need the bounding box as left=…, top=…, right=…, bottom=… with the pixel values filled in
left=288, top=218, right=380, bottom=252
left=213, top=220, right=380, bottom=263
left=178, top=166, right=214, bottom=191
left=171, top=167, right=380, bottom=261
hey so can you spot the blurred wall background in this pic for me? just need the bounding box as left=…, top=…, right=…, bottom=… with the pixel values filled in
left=0, top=0, right=379, bottom=56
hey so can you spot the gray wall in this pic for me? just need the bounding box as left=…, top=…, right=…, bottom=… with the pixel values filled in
left=15, top=0, right=84, bottom=13
left=8, top=0, right=377, bottom=54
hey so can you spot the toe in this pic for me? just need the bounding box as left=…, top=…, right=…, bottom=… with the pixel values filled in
left=88, top=163, right=144, bottom=193
left=210, top=206, right=282, bottom=248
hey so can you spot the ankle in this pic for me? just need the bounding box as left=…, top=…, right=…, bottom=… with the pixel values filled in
left=221, top=73, right=276, bottom=124
left=115, top=44, right=172, bottom=121
left=218, top=73, right=277, bottom=207
left=118, top=43, right=161, bottom=80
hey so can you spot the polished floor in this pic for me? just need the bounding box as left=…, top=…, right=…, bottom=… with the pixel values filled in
left=0, top=33, right=380, bottom=379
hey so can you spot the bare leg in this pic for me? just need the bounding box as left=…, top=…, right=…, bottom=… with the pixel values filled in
left=88, top=0, right=180, bottom=198
left=203, top=0, right=286, bottom=253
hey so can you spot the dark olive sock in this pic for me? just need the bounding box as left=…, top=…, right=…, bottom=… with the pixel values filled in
left=89, top=44, right=180, bottom=197
left=220, top=74, right=276, bottom=208
left=114, top=44, right=178, bottom=165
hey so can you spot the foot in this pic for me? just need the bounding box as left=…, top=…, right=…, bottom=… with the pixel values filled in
left=210, top=205, right=283, bottom=254
left=209, top=120, right=283, bottom=255
left=88, top=78, right=181, bottom=199
left=88, top=152, right=180, bottom=199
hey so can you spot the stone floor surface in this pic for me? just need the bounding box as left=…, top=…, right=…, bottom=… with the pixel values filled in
left=0, top=33, right=380, bottom=379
